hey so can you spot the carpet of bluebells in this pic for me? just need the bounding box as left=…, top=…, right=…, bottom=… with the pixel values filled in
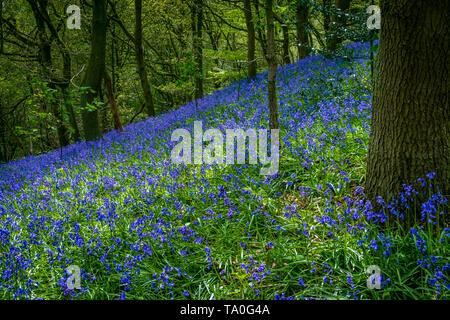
left=0, top=42, right=448, bottom=300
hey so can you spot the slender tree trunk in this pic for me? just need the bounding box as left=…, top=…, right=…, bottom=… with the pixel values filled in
left=0, top=101, right=5, bottom=162
left=192, top=0, right=204, bottom=100
left=265, top=0, right=279, bottom=130
left=205, top=15, right=221, bottom=88
left=323, top=0, right=330, bottom=35
left=60, top=46, right=80, bottom=142
left=282, top=25, right=290, bottom=65
left=103, top=70, right=124, bottom=132
left=28, top=0, right=70, bottom=148
left=63, top=85, right=81, bottom=142
left=0, top=0, right=3, bottom=54
left=81, top=0, right=107, bottom=141
left=254, top=0, right=267, bottom=57
left=135, top=0, right=155, bottom=117
left=366, top=0, right=450, bottom=218
left=243, top=0, right=257, bottom=79
left=327, top=0, right=350, bottom=51
left=296, top=0, right=310, bottom=60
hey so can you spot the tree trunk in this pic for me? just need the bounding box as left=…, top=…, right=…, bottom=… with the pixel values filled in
left=253, top=0, right=267, bottom=57
left=323, top=0, right=330, bottom=36
left=327, top=0, right=350, bottom=51
left=135, top=0, right=155, bottom=117
left=366, top=0, right=450, bottom=217
left=60, top=44, right=80, bottom=142
left=81, top=0, right=107, bottom=141
left=243, top=0, right=257, bottom=79
left=192, top=0, right=204, bottom=100
left=265, top=0, right=279, bottom=130
left=103, top=70, right=124, bottom=132
left=0, top=0, right=3, bottom=54
left=28, top=0, right=70, bottom=148
left=296, top=0, right=310, bottom=60
left=282, top=25, right=290, bottom=65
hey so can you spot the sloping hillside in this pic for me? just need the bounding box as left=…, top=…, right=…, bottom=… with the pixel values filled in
left=0, top=42, right=448, bottom=300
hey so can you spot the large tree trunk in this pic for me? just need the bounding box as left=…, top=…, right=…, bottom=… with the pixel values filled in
left=366, top=0, right=450, bottom=217
left=327, top=0, right=350, bottom=51
left=265, top=0, right=279, bottom=130
left=192, top=0, right=204, bottom=100
left=135, top=0, right=155, bottom=117
left=243, top=0, right=257, bottom=79
left=296, top=0, right=309, bottom=60
left=81, top=0, right=107, bottom=141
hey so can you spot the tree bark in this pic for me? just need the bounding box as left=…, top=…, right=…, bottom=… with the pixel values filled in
left=366, top=0, right=450, bottom=216
left=243, top=0, right=257, bottom=79
left=81, top=0, right=107, bottom=141
left=265, top=0, right=279, bottom=130
left=103, top=70, right=124, bottom=132
left=135, top=0, right=155, bottom=117
left=296, top=0, right=310, bottom=60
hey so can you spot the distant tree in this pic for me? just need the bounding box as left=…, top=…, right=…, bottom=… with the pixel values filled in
left=366, top=0, right=450, bottom=215
left=323, top=0, right=330, bottom=36
left=192, top=0, right=204, bottom=100
left=135, top=0, right=155, bottom=117
left=27, top=0, right=72, bottom=148
left=103, top=70, right=124, bottom=132
left=81, top=0, right=107, bottom=141
left=281, top=23, right=291, bottom=65
left=296, top=0, right=310, bottom=60
left=243, top=0, right=257, bottom=79
left=253, top=0, right=267, bottom=57
left=265, top=0, right=279, bottom=130
left=327, top=0, right=351, bottom=51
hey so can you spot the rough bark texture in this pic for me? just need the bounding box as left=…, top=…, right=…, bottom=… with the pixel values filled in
left=296, top=0, right=310, bottom=60
left=265, top=0, right=279, bottom=130
left=243, top=0, right=257, bottom=79
left=135, top=0, right=155, bottom=117
left=81, top=0, right=107, bottom=141
left=327, top=0, right=350, bottom=51
left=366, top=0, right=450, bottom=211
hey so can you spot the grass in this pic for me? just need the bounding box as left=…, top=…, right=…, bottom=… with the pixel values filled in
left=0, top=42, right=448, bottom=300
